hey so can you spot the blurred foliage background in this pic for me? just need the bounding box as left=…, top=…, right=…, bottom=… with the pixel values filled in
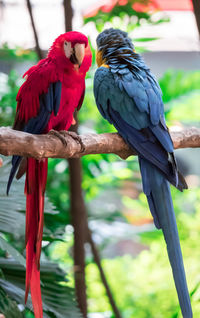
left=0, top=0, right=200, bottom=317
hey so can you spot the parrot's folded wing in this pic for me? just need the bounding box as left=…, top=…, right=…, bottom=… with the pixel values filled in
left=94, top=66, right=187, bottom=191
left=7, top=81, right=62, bottom=195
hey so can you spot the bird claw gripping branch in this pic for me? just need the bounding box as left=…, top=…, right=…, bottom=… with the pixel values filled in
left=7, top=31, right=92, bottom=318
left=62, top=131, right=85, bottom=153
left=48, top=130, right=85, bottom=152
left=94, top=28, right=193, bottom=318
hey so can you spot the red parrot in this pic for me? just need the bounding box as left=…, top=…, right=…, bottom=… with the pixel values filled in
left=7, top=31, right=92, bottom=318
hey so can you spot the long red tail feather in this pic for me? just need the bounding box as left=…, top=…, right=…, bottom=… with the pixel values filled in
left=24, top=158, right=48, bottom=318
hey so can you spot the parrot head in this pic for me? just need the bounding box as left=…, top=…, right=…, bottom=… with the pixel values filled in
left=96, top=28, right=137, bottom=68
left=48, top=31, right=90, bottom=68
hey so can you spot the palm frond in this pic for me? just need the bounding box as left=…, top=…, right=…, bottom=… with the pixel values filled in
left=0, top=258, right=82, bottom=317
left=0, top=158, right=64, bottom=239
left=0, top=285, right=23, bottom=318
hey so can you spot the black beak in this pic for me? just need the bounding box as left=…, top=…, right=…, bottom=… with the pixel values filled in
left=70, top=52, right=79, bottom=66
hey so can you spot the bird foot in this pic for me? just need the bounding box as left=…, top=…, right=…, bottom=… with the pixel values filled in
left=48, top=130, right=68, bottom=146
left=48, top=130, right=85, bottom=152
left=59, top=130, right=85, bottom=153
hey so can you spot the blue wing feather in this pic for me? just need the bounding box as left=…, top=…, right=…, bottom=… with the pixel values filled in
left=94, top=67, right=185, bottom=190
left=53, top=81, right=62, bottom=115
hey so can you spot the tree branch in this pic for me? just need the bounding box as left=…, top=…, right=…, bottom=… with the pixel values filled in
left=192, top=0, right=200, bottom=39
left=0, top=127, right=200, bottom=160
left=26, top=0, right=43, bottom=60
left=87, top=230, right=122, bottom=318
left=63, top=0, right=73, bottom=32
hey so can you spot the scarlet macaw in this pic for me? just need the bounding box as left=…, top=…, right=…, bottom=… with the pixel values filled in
left=94, top=29, right=192, bottom=317
left=7, top=31, right=92, bottom=318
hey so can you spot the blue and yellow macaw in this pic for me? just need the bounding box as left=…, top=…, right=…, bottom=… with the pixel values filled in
left=94, top=28, right=192, bottom=317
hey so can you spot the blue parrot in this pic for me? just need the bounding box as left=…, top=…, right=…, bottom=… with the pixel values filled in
left=94, top=28, right=192, bottom=317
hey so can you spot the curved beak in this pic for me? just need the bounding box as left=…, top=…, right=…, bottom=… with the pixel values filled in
left=74, top=43, right=85, bottom=67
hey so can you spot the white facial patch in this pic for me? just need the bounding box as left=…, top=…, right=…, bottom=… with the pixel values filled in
left=64, top=41, right=73, bottom=58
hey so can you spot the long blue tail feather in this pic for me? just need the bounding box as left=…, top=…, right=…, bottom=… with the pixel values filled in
left=139, top=157, right=192, bottom=318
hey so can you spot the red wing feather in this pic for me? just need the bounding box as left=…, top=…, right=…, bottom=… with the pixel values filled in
left=16, top=58, right=60, bottom=123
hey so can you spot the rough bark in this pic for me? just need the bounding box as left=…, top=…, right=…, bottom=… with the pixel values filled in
left=63, top=0, right=73, bottom=32
left=26, top=0, right=43, bottom=59
left=0, top=127, right=200, bottom=159
left=63, top=0, right=87, bottom=315
left=69, top=155, right=87, bottom=318
left=192, top=0, right=200, bottom=38
left=68, top=117, right=88, bottom=318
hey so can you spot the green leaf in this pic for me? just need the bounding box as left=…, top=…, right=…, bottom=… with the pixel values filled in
left=0, top=259, right=82, bottom=318
left=0, top=45, right=37, bottom=61
left=133, top=37, right=160, bottom=42
left=0, top=285, right=23, bottom=318
left=0, top=158, right=63, bottom=239
left=0, top=159, right=26, bottom=237
left=0, top=236, right=26, bottom=268
left=166, top=90, right=200, bottom=123
left=159, top=70, right=200, bottom=104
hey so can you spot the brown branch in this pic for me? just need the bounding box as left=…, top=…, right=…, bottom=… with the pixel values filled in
left=68, top=116, right=88, bottom=317
left=26, top=0, right=43, bottom=60
left=69, top=156, right=87, bottom=318
left=0, top=127, right=200, bottom=160
left=63, top=0, right=73, bottom=32
left=87, top=230, right=122, bottom=318
left=192, top=0, right=200, bottom=39
left=63, top=2, right=87, bottom=315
